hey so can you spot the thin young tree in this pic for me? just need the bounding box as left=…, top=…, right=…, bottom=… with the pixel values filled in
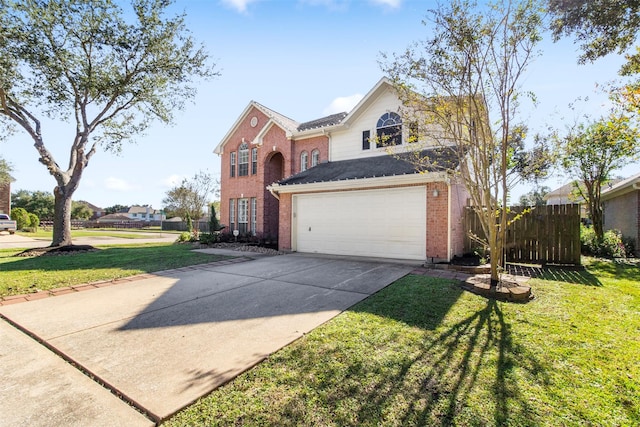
left=558, top=113, right=640, bottom=241
left=0, top=157, right=12, bottom=185
left=0, top=0, right=216, bottom=247
left=162, top=171, right=218, bottom=232
left=382, top=0, right=547, bottom=287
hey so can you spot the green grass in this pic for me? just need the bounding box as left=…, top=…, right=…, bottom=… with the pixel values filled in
left=16, top=228, right=180, bottom=239
left=166, top=259, right=640, bottom=427
left=0, top=243, right=229, bottom=297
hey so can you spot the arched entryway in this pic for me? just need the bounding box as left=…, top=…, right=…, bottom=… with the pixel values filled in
left=263, top=152, right=284, bottom=240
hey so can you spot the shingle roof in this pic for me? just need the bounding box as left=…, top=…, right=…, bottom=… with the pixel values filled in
left=252, top=101, right=300, bottom=134
left=277, top=147, right=459, bottom=186
left=297, top=112, right=348, bottom=131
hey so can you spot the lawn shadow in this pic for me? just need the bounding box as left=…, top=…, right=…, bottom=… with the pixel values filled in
left=0, top=245, right=227, bottom=274
left=289, top=278, right=551, bottom=426
left=506, top=264, right=602, bottom=286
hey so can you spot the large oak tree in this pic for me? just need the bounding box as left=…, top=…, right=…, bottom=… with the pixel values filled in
left=0, top=0, right=216, bottom=247
left=548, top=0, right=640, bottom=75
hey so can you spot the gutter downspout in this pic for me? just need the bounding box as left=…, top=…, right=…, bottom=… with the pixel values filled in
left=267, top=185, right=280, bottom=200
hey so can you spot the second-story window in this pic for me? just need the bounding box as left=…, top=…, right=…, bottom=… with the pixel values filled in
left=311, top=149, right=320, bottom=167
left=238, top=142, right=249, bottom=176
left=230, top=152, right=236, bottom=177
left=300, top=151, right=309, bottom=172
left=376, top=112, right=402, bottom=147
left=251, top=147, right=258, bottom=175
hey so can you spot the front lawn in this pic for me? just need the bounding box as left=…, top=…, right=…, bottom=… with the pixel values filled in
left=0, top=243, right=230, bottom=297
left=16, top=228, right=180, bottom=239
left=167, top=259, right=639, bottom=426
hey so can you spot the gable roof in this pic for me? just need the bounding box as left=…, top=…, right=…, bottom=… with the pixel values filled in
left=77, top=200, right=102, bottom=211
left=297, top=112, right=348, bottom=131
left=276, top=147, right=459, bottom=187
left=544, top=182, right=576, bottom=200
left=601, top=171, right=640, bottom=200
left=340, top=77, right=395, bottom=127
left=252, top=101, right=299, bottom=135
left=545, top=178, right=626, bottom=203
left=214, top=102, right=350, bottom=154
left=214, top=101, right=301, bottom=155
left=214, top=78, right=391, bottom=155
left=96, top=213, right=132, bottom=222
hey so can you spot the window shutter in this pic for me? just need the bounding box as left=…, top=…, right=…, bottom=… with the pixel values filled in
left=362, top=130, right=370, bottom=150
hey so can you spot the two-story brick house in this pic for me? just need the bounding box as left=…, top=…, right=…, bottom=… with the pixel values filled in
left=214, top=100, right=345, bottom=240
left=215, top=78, right=469, bottom=262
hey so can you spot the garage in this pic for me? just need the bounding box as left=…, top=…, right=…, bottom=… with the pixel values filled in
left=293, top=187, right=427, bottom=260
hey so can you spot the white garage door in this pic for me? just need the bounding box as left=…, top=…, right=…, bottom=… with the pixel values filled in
left=294, top=187, right=427, bottom=260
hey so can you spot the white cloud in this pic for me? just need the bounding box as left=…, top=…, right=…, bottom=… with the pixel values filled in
left=322, top=93, right=363, bottom=115
left=370, top=0, right=402, bottom=8
left=162, top=174, right=185, bottom=188
left=104, top=177, right=138, bottom=192
left=220, top=0, right=259, bottom=13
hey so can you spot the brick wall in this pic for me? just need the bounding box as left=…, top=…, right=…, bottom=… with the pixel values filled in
left=218, top=105, right=329, bottom=239
left=278, top=192, right=292, bottom=251
left=0, top=182, right=10, bottom=214
left=292, top=135, right=330, bottom=175
left=426, top=182, right=449, bottom=261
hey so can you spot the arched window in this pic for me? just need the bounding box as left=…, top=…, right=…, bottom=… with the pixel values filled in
left=376, top=112, right=402, bottom=147
left=300, top=151, right=309, bottom=172
left=311, top=149, right=320, bottom=167
left=238, top=142, right=249, bottom=176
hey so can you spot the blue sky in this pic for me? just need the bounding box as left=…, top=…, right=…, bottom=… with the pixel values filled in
left=2, top=0, right=637, bottom=209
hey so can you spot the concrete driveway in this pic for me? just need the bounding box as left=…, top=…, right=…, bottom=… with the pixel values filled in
left=0, top=252, right=414, bottom=425
left=0, top=231, right=177, bottom=249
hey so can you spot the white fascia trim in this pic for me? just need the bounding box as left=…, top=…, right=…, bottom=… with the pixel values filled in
left=213, top=101, right=257, bottom=155
left=601, top=173, right=640, bottom=201
left=341, top=77, right=392, bottom=126
left=292, top=123, right=344, bottom=140
left=268, top=171, right=448, bottom=194
left=252, top=119, right=274, bottom=146
left=253, top=118, right=293, bottom=145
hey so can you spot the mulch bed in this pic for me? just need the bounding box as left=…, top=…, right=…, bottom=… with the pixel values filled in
left=15, top=245, right=99, bottom=257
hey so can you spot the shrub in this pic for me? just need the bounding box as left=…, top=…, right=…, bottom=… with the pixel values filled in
left=28, top=213, right=39, bottom=231
left=581, top=224, right=628, bottom=258
left=10, top=207, right=30, bottom=230
left=209, top=203, right=222, bottom=232
left=176, top=231, right=192, bottom=243
left=198, top=232, right=218, bottom=245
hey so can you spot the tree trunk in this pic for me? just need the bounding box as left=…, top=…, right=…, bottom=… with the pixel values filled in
left=51, top=185, right=74, bottom=247
left=593, top=203, right=604, bottom=241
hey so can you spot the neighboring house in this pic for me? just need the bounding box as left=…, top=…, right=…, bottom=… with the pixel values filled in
left=77, top=200, right=104, bottom=220
left=214, top=77, right=469, bottom=262
left=601, top=172, right=640, bottom=256
left=544, top=182, right=581, bottom=206
left=545, top=179, right=624, bottom=219
left=0, top=178, right=12, bottom=215
left=96, top=213, right=132, bottom=223
left=126, top=205, right=165, bottom=221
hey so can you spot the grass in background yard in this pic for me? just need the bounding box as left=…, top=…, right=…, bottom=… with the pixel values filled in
left=0, top=243, right=229, bottom=297
left=16, top=228, right=180, bottom=239
left=167, top=260, right=639, bottom=426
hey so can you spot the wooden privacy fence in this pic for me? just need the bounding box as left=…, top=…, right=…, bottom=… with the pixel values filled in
left=464, top=204, right=581, bottom=265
